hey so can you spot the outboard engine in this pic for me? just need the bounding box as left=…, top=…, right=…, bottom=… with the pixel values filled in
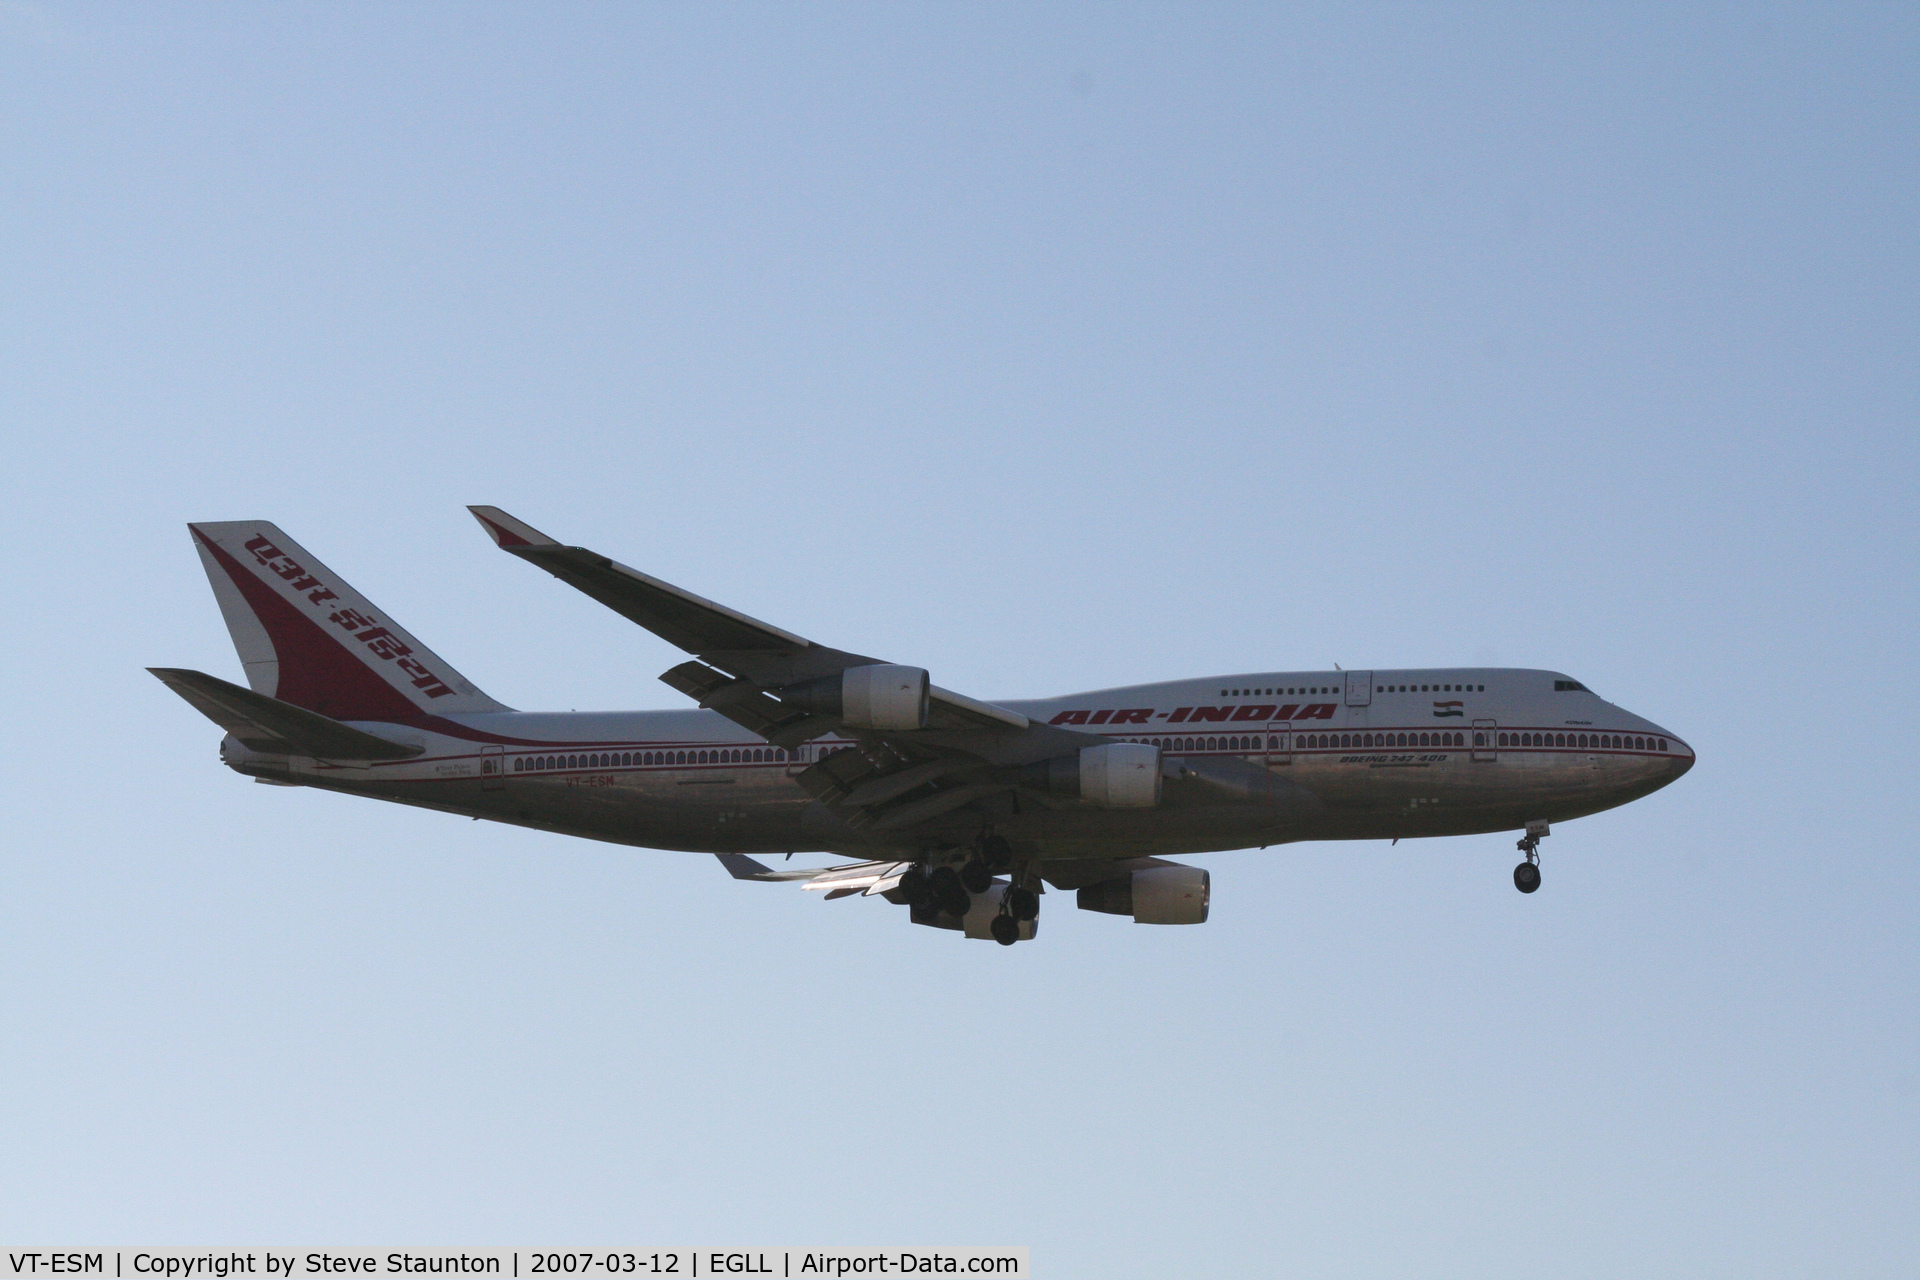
left=778, top=664, right=930, bottom=730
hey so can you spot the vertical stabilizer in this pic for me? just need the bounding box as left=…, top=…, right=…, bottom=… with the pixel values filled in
left=188, top=521, right=508, bottom=720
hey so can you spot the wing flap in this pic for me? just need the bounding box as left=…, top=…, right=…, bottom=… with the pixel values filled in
left=658, top=660, right=840, bottom=748
left=800, top=860, right=912, bottom=892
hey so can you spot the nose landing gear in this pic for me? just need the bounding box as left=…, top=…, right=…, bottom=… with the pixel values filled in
left=1513, top=820, right=1548, bottom=893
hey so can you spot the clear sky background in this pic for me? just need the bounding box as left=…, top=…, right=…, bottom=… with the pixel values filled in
left=3, top=4, right=1915, bottom=1275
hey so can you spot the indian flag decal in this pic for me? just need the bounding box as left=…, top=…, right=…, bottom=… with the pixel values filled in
left=1432, top=701, right=1464, bottom=718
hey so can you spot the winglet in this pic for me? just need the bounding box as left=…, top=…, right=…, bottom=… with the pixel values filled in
left=468, top=506, right=561, bottom=550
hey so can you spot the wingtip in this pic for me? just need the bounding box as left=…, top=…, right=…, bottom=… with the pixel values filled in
left=467, top=505, right=560, bottom=549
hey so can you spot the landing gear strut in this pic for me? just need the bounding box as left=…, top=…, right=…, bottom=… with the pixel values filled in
left=1513, top=820, right=1548, bottom=893
left=989, top=844, right=1041, bottom=946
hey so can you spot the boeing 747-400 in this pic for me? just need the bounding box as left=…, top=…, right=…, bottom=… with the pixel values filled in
left=153, top=508, right=1694, bottom=944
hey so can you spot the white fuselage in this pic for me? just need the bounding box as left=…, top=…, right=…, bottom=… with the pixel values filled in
left=224, top=667, right=1693, bottom=862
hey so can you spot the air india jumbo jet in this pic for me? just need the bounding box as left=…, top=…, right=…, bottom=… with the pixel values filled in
left=153, top=508, right=1694, bottom=945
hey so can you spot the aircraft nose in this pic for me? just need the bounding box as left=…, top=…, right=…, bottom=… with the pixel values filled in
left=1664, top=737, right=1696, bottom=782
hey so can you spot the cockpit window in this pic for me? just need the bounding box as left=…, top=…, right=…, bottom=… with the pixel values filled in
left=1554, top=679, right=1589, bottom=692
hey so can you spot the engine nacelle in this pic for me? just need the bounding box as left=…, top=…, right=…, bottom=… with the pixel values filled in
left=779, top=664, right=930, bottom=730
left=1020, top=741, right=1162, bottom=808
left=1076, top=865, right=1210, bottom=924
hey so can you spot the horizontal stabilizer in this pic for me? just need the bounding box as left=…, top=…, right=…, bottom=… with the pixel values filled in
left=149, top=667, right=425, bottom=760
left=713, top=853, right=836, bottom=882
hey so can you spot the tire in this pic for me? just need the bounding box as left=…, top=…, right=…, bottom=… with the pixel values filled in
left=898, top=866, right=930, bottom=906
left=959, top=860, right=992, bottom=894
left=1513, top=862, right=1541, bottom=894
left=1008, top=886, right=1039, bottom=921
left=990, top=915, right=1019, bottom=946
left=927, top=866, right=968, bottom=915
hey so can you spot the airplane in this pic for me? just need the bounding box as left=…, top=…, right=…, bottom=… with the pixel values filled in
left=152, top=507, right=1695, bottom=945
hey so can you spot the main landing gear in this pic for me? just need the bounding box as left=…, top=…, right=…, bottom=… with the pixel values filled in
left=988, top=837, right=1039, bottom=946
left=1513, top=820, right=1549, bottom=893
left=900, top=832, right=1039, bottom=943
left=990, top=880, right=1040, bottom=946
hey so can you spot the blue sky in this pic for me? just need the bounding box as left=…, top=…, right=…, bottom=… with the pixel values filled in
left=3, top=4, right=1916, bottom=1275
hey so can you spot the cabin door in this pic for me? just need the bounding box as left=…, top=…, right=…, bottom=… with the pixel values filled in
left=481, top=744, right=506, bottom=789
left=1472, top=720, right=1497, bottom=763
left=1266, top=721, right=1292, bottom=767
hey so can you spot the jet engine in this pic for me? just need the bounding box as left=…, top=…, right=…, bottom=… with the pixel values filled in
left=1020, top=741, right=1162, bottom=808
left=1076, top=864, right=1210, bottom=924
left=778, top=663, right=930, bottom=730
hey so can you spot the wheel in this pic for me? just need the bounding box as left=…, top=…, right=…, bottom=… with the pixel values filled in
left=990, top=915, right=1019, bottom=945
left=959, top=860, right=992, bottom=894
left=1007, top=886, right=1039, bottom=921
left=898, top=865, right=930, bottom=906
left=1513, top=861, right=1541, bottom=893
left=929, top=866, right=970, bottom=916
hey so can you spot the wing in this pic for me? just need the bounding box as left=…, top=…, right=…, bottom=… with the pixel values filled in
left=470, top=506, right=1101, bottom=832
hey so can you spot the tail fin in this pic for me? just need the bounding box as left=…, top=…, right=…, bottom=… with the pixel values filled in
left=188, top=521, right=508, bottom=721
